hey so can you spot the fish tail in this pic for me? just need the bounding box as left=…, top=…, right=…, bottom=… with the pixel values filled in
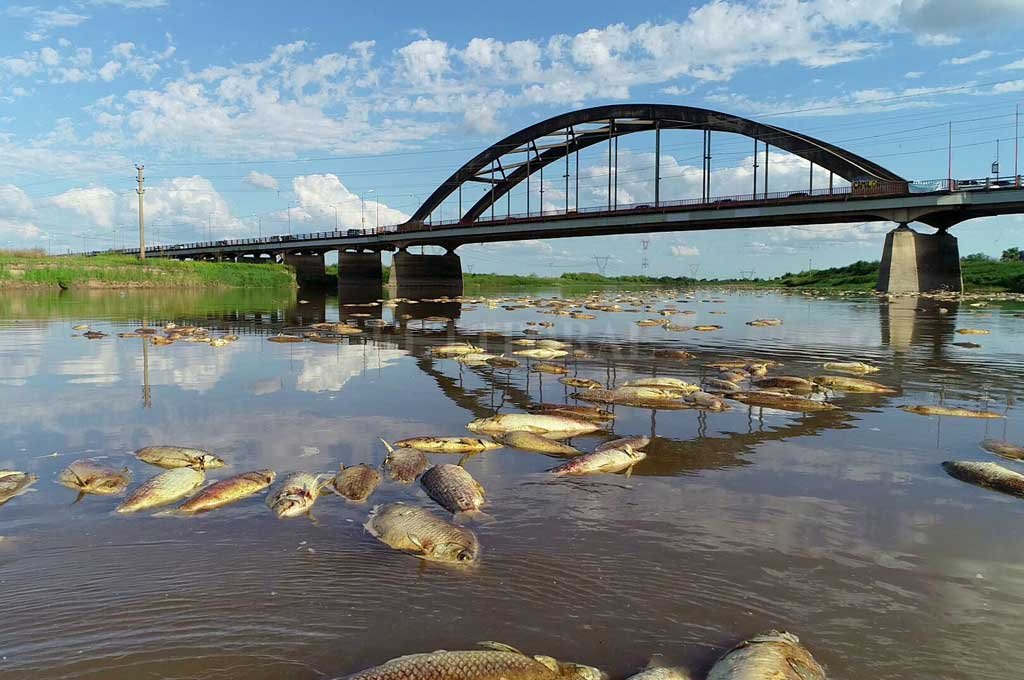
left=378, top=438, right=395, bottom=454
left=454, top=509, right=495, bottom=525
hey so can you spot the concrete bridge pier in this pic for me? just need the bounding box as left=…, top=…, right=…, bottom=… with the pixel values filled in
left=389, top=248, right=464, bottom=297
left=338, top=251, right=384, bottom=286
left=282, top=251, right=326, bottom=283
left=876, top=224, right=962, bottom=294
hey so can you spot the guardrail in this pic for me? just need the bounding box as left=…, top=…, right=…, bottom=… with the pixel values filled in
left=81, top=177, right=1021, bottom=257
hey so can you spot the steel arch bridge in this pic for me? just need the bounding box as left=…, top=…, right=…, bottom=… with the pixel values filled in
left=411, top=103, right=906, bottom=224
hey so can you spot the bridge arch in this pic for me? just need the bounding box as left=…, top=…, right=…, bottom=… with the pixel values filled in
left=412, top=103, right=905, bottom=224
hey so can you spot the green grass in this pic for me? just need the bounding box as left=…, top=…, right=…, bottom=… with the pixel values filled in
left=0, top=254, right=296, bottom=289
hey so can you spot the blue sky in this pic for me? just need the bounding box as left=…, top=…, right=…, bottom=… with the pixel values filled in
left=2, top=0, right=1024, bottom=277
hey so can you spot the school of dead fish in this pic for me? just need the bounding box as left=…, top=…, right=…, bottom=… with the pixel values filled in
left=12, top=288, right=1023, bottom=678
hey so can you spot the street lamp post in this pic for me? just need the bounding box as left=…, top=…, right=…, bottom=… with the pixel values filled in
left=360, top=196, right=365, bottom=230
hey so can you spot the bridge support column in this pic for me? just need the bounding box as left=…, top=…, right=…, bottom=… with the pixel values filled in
left=876, top=224, right=962, bottom=294
left=338, top=251, right=383, bottom=286
left=389, top=249, right=463, bottom=297
left=283, top=252, right=326, bottom=282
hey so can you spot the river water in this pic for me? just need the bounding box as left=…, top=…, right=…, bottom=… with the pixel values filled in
left=1, top=285, right=1023, bottom=679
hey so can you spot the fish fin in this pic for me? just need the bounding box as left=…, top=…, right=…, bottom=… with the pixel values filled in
left=72, top=491, right=86, bottom=505
left=454, top=510, right=494, bottom=525
left=477, top=642, right=527, bottom=656
left=407, top=533, right=425, bottom=551
left=625, top=464, right=635, bottom=479
left=379, top=438, right=395, bottom=454
left=532, top=655, right=560, bottom=672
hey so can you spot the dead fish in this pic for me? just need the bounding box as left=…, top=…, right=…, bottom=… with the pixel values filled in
left=135, top=446, right=225, bottom=470
left=621, top=377, right=699, bottom=393
left=268, top=334, right=304, bottom=343
left=902, top=405, right=1004, bottom=419
left=364, top=502, right=479, bottom=564
left=432, top=344, right=485, bottom=356
left=72, top=324, right=90, bottom=331
left=560, top=377, right=603, bottom=389
left=467, top=413, right=601, bottom=438
left=687, top=391, right=730, bottom=411
left=0, top=471, right=38, bottom=505
left=571, top=389, right=689, bottom=410
left=532, top=363, right=568, bottom=375
left=624, top=659, right=691, bottom=680
left=549, top=446, right=646, bottom=476
left=394, top=437, right=502, bottom=453
left=513, top=348, right=569, bottom=359
left=706, top=631, right=824, bottom=680
left=703, top=378, right=742, bottom=392
left=511, top=339, right=537, bottom=346
left=732, top=392, right=838, bottom=413
left=536, top=339, right=570, bottom=349
left=942, top=461, right=1024, bottom=498
left=178, top=469, right=276, bottom=513
left=329, top=464, right=382, bottom=502
left=57, top=459, right=132, bottom=496
left=746, top=318, right=782, bottom=327
left=653, top=349, right=695, bottom=360
left=636, top=319, right=668, bottom=327
left=117, top=467, right=206, bottom=513
left=708, top=359, right=781, bottom=370
left=343, top=642, right=606, bottom=680
left=454, top=352, right=501, bottom=365
left=118, top=332, right=142, bottom=339
left=487, top=357, right=521, bottom=368
left=981, top=439, right=1024, bottom=461
left=83, top=331, right=107, bottom=339
left=813, top=375, right=897, bottom=394
left=956, top=328, right=990, bottom=335
left=822, top=361, right=879, bottom=374
left=693, top=325, right=722, bottom=332
left=530, top=403, right=614, bottom=421
left=148, top=335, right=174, bottom=346
left=381, top=440, right=429, bottom=483
left=267, top=472, right=328, bottom=518
left=754, top=376, right=817, bottom=392
left=953, top=341, right=982, bottom=348
left=420, top=464, right=487, bottom=517
left=613, top=385, right=687, bottom=401
left=496, top=431, right=581, bottom=455
left=595, top=436, right=650, bottom=452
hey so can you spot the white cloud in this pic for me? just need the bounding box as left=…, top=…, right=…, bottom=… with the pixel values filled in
left=670, top=244, right=700, bottom=257
left=50, top=186, right=118, bottom=227
left=291, top=174, right=409, bottom=230
left=243, top=171, right=279, bottom=190
left=87, top=0, right=167, bottom=8
left=945, top=50, right=994, bottom=65
left=39, top=47, right=60, bottom=66
left=914, top=33, right=961, bottom=47
left=1000, top=58, right=1024, bottom=71
left=396, top=39, right=450, bottom=87
left=904, top=71, right=925, bottom=78
left=0, top=184, right=34, bottom=216
left=900, top=0, right=1024, bottom=33
left=98, top=60, right=121, bottom=81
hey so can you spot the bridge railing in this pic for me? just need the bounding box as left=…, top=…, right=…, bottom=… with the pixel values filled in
left=83, top=176, right=1007, bottom=256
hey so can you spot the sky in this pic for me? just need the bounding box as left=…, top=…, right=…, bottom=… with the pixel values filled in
left=2, top=0, right=1024, bottom=278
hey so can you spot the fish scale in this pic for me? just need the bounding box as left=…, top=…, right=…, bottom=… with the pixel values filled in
left=364, top=502, right=479, bottom=563
left=420, top=464, right=485, bottom=514
left=346, top=651, right=557, bottom=680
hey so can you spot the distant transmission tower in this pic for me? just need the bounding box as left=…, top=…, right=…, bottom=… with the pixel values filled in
left=688, top=263, right=701, bottom=278
left=740, top=269, right=755, bottom=280
left=640, top=237, right=650, bottom=276
left=593, top=255, right=611, bottom=276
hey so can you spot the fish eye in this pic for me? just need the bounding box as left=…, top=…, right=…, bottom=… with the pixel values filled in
left=457, top=551, right=472, bottom=562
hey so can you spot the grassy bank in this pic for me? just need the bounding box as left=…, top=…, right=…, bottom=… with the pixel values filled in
left=0, top=252, right=296, bottom=289
left=766, top=257, right=1024, bottom=292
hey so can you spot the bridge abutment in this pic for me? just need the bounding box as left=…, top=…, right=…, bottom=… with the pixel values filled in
left=876, top=224, right=962, bottom=294
left=389, top=249, right=464, bottom=297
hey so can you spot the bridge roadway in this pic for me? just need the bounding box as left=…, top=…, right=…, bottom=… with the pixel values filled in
left=111, top=182, right=1024, bottom=261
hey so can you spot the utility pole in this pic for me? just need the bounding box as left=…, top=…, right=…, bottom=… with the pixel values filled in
left=1015, top=103, right=1020, bottom=186
left=641, top=237, right=650, bottom=277
left=593, top=255, right=611, bottom=277
left=135, top=164, right=145, bottom=259
left=947, top=122, right=953, bottom=186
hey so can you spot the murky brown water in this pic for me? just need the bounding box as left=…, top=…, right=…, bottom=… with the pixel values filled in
left=1, top=286, right=1023, bottom=679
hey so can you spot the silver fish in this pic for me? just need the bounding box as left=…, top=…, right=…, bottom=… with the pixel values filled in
left=706, top=631, right=824, bottom=680
left=0, top=471, right=38, bottom=506
left=420, top=464, right=487, bottom=516
left=267, top=472, right=327, bottom=518
left=117, top=467, right=205, bottom=513
left=365, top=502, right=479, bottom=564
left=135, top=446, right=225, bottom=470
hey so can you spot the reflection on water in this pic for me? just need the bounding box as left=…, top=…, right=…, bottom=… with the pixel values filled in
left=1, top=286, right=1024, bottom=679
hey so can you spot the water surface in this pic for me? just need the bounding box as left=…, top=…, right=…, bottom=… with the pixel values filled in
left=1, top=286, right=1023, bottom=679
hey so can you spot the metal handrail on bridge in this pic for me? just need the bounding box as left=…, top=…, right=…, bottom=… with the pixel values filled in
left=86, top=176, right=1024, bottom=257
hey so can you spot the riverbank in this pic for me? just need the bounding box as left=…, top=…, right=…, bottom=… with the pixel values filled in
left=0, top=253, right=296, bottom=289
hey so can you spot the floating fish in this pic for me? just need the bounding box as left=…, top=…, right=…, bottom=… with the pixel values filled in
left=956, top=328, right=990, bottom=335
left=117, top=467, right=205, bottom=513
left=0, top=471, right=38, bottom=505
left=267, top=472, right=328, bottom=518
left=57, top=459, right=132, bottom=496
left=560, top=377, right=603, bottom=389
left=329, top=464, right=382, bottom=502
left=364, top=502, right=479, bottom=564
left=513, top=348, right=569, bottom=359
left=746, top=318, right=782, bottom=327
left=706, top=631, right=824, bottom=680
left=732, top=392, right=837, bottom=413
left=981, top=439, right=1024, bottom=461
left=621, top=377, right=699, bottom=393
left=135, top=446, right=225, bottom=470
left=267, top=334, right=304, bottom=343
left=549, top=446, right=646, bottom=476
left=822, top=361, right=879, bottom=374
left=394, top=437, right=502, bottom=453
left=813, top=375, right=896, bottom=394
left=653, top=349, right=694, bottom=360
left=532, top=363, right=568, bottom=375
left=467, top=413, right=600, bottom=438
left=420, top=464, right=487, bottom=517
left=381, top=440, right=429, bottom=483
left=495, top=431, right=581, bottom=455
left=753, top=376, right=817, bottom=392
left=178, top=470, right=276, bottom=513
left=529, top=403, right=614, bottom=422
left=342, top=642, right=606, bottom=680
left=902, top=405, right=1003, bottom=419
